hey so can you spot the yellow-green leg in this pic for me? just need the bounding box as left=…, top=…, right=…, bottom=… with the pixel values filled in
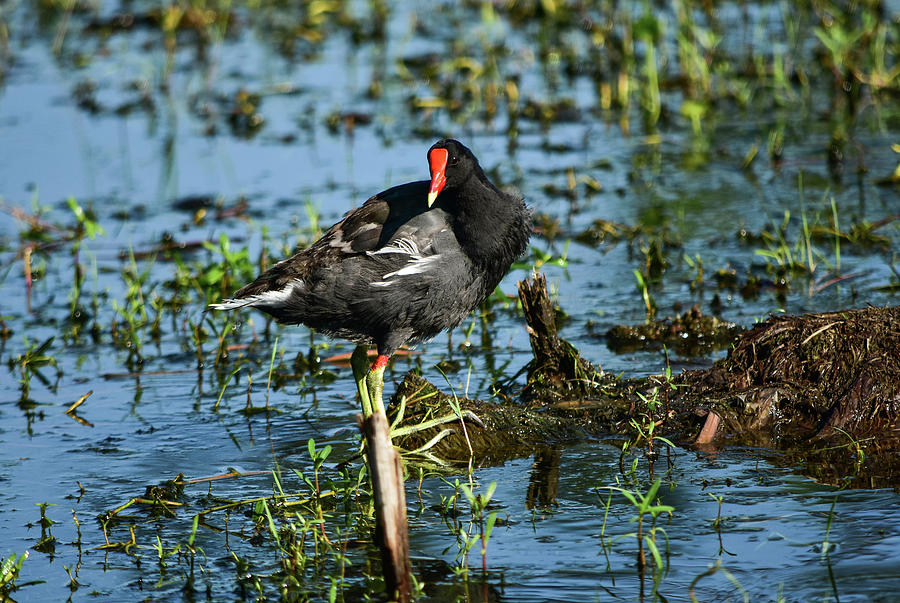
left=351, top=345, right=373, bottom=417
left=350, top=344, right=389, bottom=418
left=367, top=361, right=387, bottom=416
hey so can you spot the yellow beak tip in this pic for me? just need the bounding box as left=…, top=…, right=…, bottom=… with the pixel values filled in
left=427, top=191, right=438, bottom=207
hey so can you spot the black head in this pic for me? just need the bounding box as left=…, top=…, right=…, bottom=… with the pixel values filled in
left=426, top=139, right=481, bottom=207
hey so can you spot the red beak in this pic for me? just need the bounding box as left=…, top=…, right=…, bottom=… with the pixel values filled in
left=427, top=148, right=448, bottom=207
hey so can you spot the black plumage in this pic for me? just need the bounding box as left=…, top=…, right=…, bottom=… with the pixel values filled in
left=212, top=138, right=531, bottom=368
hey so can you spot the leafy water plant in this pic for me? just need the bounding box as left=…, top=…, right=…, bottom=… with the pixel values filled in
left=110, top=249, right=156, bottom=367
left=0, top=552, right=27, bottom=597
left=707, top=492, right=734, bottom=557
left=523, top=241, right=570, bottom=271
left=32, top=502, right=58, bottom=555
left=116, top=441, right=377, bottom=600
left=150, top=534, right=181, bottom=571
left=201, top=233, right=258, bottom=303
left=438, top=478, right=503, bottom=576
left=627, top=403, right=672, bottom=461
left=829, top=427, right=868, bottom=475
left=633, top=269, right=657, bottom=322
left=604, top=478, right=674, bottom=599
left=684, top=253, right=704, bottom=292
left=459, top=480, right=501, bottom=574
left=622, top=376, right=677, bottom=475
left=8, top=336, right=59, bottom=401
left=65, top=197, right=103, bottom=321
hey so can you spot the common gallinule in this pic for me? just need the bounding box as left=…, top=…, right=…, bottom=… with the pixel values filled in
left=211, top=139, right=531, bottom=424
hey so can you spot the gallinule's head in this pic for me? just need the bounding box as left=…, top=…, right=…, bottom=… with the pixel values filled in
left=426, top=138, right=481, bottom=207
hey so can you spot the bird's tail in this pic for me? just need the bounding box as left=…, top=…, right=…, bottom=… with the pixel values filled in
left=208, top=278, right=303, bottom=312
left=208, top=298, right=256, bottom=311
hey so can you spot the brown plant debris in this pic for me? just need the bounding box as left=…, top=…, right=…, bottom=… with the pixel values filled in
left=604, top=304, right=743, bottom=356
left=387, top=274, right=900, bottom=487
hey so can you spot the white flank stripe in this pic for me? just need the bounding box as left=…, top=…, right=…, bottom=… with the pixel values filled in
left=369, top=237, right=421, bottom=257
left=383, top=254, right=442, bottom=279
left=368, top=235, right=445, bottom=287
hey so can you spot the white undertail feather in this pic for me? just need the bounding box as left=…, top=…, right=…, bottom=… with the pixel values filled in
left=209, top=279, right=303, bottom=310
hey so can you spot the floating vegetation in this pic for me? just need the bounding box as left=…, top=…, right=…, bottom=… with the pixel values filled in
left=603, top=304, right=743, bottom=356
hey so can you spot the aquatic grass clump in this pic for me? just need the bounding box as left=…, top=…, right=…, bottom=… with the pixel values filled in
left=92, top=442, right=382, bottom=600
left=577, top=183, right=898, bottom=311
left=91, top=437, right=510, bottom=598
left=743, top=194, right=896, bottom=296
left=435, top=477, right=504, bottom=576
left=596, top=472, right=675, bottom=600
left=481, top=0, right=900, bottom=137
left=28, top=0, right=900, bottom=161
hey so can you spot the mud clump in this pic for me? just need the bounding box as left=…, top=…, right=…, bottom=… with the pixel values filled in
left=604, top=304, right=742, bottom=356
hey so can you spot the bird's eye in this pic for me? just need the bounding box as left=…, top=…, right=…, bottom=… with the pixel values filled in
left=448, top=155, right=459, bottom=166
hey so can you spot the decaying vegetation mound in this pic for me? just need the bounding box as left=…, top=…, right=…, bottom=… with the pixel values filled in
left=676, top=306, right=900, bottom=441
left=390, top=274, right=900, bottom=488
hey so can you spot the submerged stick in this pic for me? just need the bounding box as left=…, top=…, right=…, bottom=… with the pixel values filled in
left=359, top=411, right=411, bottom=602
left=695, top=412, right=721, bottom=445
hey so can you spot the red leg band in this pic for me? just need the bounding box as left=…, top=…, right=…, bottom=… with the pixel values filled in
left=371, top=354, right=390, bottom=371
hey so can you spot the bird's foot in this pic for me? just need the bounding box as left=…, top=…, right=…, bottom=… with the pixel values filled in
left=391, top=410, right=484, bottom=438
left=389, top=393, right=484, bottom=445
left=351, top=347, right=484, bottom=464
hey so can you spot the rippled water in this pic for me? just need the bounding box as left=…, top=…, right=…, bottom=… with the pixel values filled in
left=1, top=1, right=899, bottom=601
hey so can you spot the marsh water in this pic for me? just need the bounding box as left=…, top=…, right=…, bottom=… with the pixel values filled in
left=1, top=1, right=899, bottom=601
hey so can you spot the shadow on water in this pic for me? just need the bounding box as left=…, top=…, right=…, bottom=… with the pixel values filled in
left=1, top=0, right=899, bottom=600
